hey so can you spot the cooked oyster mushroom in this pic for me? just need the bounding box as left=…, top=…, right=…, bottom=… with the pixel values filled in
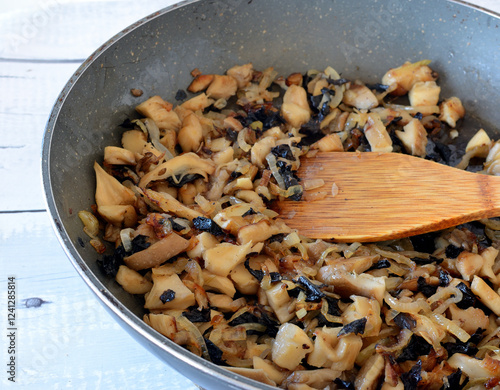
left=138, top=152, right=215, bottom=188
left=136, top=95, right=182, bottom=131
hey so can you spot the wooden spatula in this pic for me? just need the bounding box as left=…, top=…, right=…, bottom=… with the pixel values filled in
left=274, top=152, right=500, bottom=242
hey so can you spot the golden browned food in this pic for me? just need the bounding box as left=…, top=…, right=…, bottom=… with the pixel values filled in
left=80, top=60, right=500, bottom=389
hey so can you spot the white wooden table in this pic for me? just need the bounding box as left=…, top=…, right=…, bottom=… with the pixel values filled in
left=1, top=0, right=499, bottom=389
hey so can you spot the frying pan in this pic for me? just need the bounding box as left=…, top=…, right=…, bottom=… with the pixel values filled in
left=41, top=0, right=500, bottom=388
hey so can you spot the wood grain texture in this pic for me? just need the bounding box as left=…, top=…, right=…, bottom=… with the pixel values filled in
left=0, top=0, right=178, bottom=61
left=0, top=61, right=79, bottom=211
left=277, top=152, right=500, bottom=241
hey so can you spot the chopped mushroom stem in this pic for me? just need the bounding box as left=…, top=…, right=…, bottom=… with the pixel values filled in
left=83, top=60, right=500, bottom=389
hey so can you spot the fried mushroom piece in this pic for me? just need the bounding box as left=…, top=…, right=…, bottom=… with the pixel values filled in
left=395, top=118, right=428, bottom=157
left=226, top=63, right=254, bottom=89
left=94, top=162, right=136, bottom=207
left=206, top=75, right=238, bottom=100
left=187, top=74, right=215, bottom=93
left=178, top=113, right=203, bottom=152
left=439, top=96, right=465, bottom=128
left=124, top=232, right=190, bottom=271
left=272, top=323, right=314, bottom=371
left=138, top=152, right=215, bottom=188
left=381, top=60, right=437, bottom=96
left=144, top=273, right=195, bottom=310
left=136, top=95, right=182, bottom=131
left=281, top=85, right=311, bottom=128
left=342, top=83, right=379, bottom=110
left=363, top=113, right=393, bottom=153
left=115, top=265, right=153, bottom=294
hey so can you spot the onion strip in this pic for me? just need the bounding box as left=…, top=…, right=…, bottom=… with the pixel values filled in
left=119, top=228, right=135, bottom=252
left=429, top=312, right=470, bottom=343
left=266, top=153, right=286, bottom=189
left=320, top=298, right=343, bottom=324
left=384, top=292, right=431, bottom=314
left=136, top=118, right=174, bottom=160
left=175, top=315, right=211, bottom=361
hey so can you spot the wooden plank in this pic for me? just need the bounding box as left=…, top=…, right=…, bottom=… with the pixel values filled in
left=0, top=62, right=80, bottom=211
left=0, top=211, right=198, bottom=389
left=0, top=0, right=179, bottom=61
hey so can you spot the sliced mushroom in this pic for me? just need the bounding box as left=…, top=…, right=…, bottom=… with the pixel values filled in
left=181, top=92, right=214, bottom=111
left=317, top=267, right=386, bottom=305
left=229, top=256, right=265, bottom=295
left=281, top=85, right=311, bottom=128
left=202, top=241, right=253, bottom=277
left=307, top=327, right=340, bottom=368
left=104, top=146, right=137, bottom=165
left=381, top=60, right=437, bottom=96
left=122, top=129, right=148, bottom=154
left=370, top=107, right=413, bottom=126
left=266, top=282, right=295, bottom=324
left=115, top=265, right=153, bottom=294
left=138, top=152, right=216, bottom=188
left=212, top=147, right=234, bottom=166
left=213, top=203, right=257, bottom=236
left=144, top=272, right=195, bottom=310
left=471, top=275, right=500, bottom=315
left=206, top=75, right=238, bottom=100
left=97, top=204, right=137, bottom=228
left=251, top=136, right=277, bottom=168
left=202, top=269, right=236, bottom=297
left=311, top=133, right=344, bottom=152
left=206, top=292, right=243, bottom=312
left=408, top=80, right=441, bottom=106
left=307, top=326, right=362, bottom=371
left=283, top=368, right=342, bottom=390
left=178, top=113, right=203, bottom=152
left=224, top=367, right=276, bottom=386
left=395, top=118, right=428, bottom=157
left=363, top=113, right=393, bottom=153
left=187, top=74, right=214, bottom=93
left=479, top=246, right=499, bottom=283
left=354, top=353, right=385, bottom=390
left=94, top=162, right=136, bottom=207
left=124, top=232, right=190, bottom=271
left=226, top=63, right=254, bottom=89
left=465, top=129, right=491, bottom=158
left=237, top=219, right=292, bottom=245
left=456, top=251, right=484, bottom=281
left=143, top=313, right=178, bottom=339
left=342, top=296, right=382, bottom=338
left=272, top=323, right=313, bottom=370
left=448, top=304, right=489, bottom=335
left=252, top=357, right=287, bottom=386
left=142, top=188, right=203, bottom=221
left=204, top=168, right=230, bottom=201
left=342, top=83, right=379, bottom=110
left=439, top=96, right=465, bottom=128
left=186, top=232, right=219, bottom=259
left=235, top=190, right=266, bottom=209
left=160, top=129, right=177, bottom=157
left=136, top=95, right=182, bottom=131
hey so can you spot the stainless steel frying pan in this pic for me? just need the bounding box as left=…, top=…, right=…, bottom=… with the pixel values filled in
left=41, top=0, right=500, bottom=388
